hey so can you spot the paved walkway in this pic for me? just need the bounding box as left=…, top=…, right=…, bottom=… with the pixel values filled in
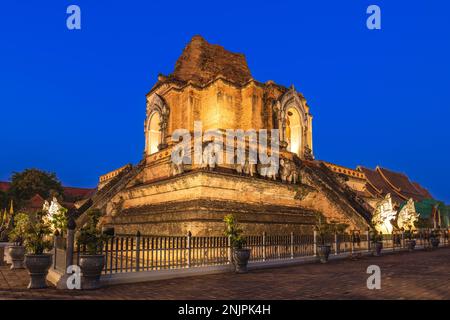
left=1, top=247, right=449, bottom=300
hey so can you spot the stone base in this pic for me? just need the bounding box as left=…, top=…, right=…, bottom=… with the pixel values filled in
left=103, top=168, right=369, bottom=236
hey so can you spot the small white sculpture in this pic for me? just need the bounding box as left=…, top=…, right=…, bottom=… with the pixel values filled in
left=42, top=197, right=66, bottom=231
left=42, top=200, right=50, bottom=213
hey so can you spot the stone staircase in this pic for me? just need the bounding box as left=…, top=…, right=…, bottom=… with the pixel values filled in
left=75, top=161, right=145, bottom=228
left=302, top=161, right=372, bottom=227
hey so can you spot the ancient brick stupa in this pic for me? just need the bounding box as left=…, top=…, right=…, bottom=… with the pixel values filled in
left=76, top=36, right=380, bottom=235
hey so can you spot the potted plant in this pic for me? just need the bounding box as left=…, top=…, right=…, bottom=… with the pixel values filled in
left=404, top=229, right=416, bottom=251
left=23, top=211, right=53, bottom=289
left=429, top=230, right=440, bottom=248
left=224, top=214, right=250, bottom=273
left=314, top=216, right=333, bottom=263
left=7, top=213, right=29, bottom=269
left=76, top=209, right=106, bottom=289
left=370, top=231, right=383, bottom=256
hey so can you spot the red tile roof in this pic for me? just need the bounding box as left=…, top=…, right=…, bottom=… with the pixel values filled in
left=357, top=166, right=404, bottom=203
left=377, top=167, right=423, bottom=196
left=411, top=182, right=433, bottom=199
left=63, top=187, right=96, bottom=202
left=363, top=183, right=382, bottom=198
left=0, top=182, right=10, bottom=192
left=0, top=181, right=95, bottom=203
left=28, top=194, right=46, bottom=209
left=356, top=167, right=432, bottom=204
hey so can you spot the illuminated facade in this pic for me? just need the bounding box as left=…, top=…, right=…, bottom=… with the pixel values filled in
left=77, top=36, right=393, bottom=235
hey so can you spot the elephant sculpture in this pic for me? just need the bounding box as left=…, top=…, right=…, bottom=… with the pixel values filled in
left=244, top=159, right=256, bottom=177
left=234, top=154, right=244, bottom=175
left=201, top=147, right=218, bottom=171
left=280, top=158, right=299, bottom=184
left=258, top=162, right=277, bottom=180
left=170, top=161, right=184, bottom=176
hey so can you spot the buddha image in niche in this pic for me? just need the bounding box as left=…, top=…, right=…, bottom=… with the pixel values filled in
left=286, top=111, right=293, bottom=145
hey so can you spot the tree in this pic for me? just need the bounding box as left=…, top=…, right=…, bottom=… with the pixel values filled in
left=0, top=190, right=7, bottom=210
left=9, top=169, right=63, bottom=208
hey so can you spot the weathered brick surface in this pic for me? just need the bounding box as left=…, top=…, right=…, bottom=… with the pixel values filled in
left=0, top=248, right=448, bottom=300
left=172, top=35, right=252, bottom=86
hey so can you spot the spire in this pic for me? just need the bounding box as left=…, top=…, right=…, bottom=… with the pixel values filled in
left=9, top=199, right=13, bottom=216
left=0, top=208, right=5, bottom=226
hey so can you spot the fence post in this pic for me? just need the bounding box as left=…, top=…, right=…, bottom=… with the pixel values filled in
left=313, top=230, right=317, bottom=257
left=135, top=231, right=141, bottom=272
left=366, top=229, right=370, bottom=253
left=0, top=246, right=4, bottom=266
left=350, top=231, right=355, bottom=254
left=334, top=232, right=338, bottom=255
left=187, top=231, right=191, bottom=268
left=262, top=232, right=266, bottom=262
left=228, top=235, right=232, bottom=264
left=290, top=232, right=294, bottom=259
left=401, top=231, right=405, bottom=249
left=53, top=231, right=59, bottom=269
left=392, top=233, right=395, bottom=251
left=66, top=217, right=76, bottom=271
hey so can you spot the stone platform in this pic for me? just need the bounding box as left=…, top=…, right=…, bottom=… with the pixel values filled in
left=102, top=164, right=370, bottom=236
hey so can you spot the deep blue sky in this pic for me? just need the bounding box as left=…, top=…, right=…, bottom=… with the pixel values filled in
left=1, top=1, right=449, bottom=202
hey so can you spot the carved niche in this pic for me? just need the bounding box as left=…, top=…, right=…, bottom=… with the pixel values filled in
left=272, top=86, right=310, bottom=158
left=146, top=93, right=170, bottom=151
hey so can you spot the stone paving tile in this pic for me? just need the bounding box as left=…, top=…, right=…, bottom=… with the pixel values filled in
left=0, top=248, right=448, bottom=300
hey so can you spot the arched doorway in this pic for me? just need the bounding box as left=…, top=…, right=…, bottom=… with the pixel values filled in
left=148, top=112, right=161, bottom=155
left=286, top=107, right=302, bottom=156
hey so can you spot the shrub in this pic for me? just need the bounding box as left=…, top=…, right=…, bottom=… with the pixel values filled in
left=8, top=213, right=30, bottom=245
left=314, top=215, right=339, bottom=245
left=77, top=209, right=106, bottom=255
left=24, top=212, right=53, bottom=254
left=8, top=211, right=53, bottom=254
left=50, top=207, right=68, bottom=234
left=223, top=214, right=246, bottom=249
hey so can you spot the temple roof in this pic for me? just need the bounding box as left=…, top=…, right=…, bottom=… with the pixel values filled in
left=170, top=35, right=253, bottom=86
left=0, top=182, right=9, bottom=192
left=411, top=182, right=433, bottom=199
left=358, top=167, right=405, bottom=203
left=62, top=186, right=97, bottom=202
left=28, top=194, right=46, bottom=210
left=0, top=181, right=95, bottom=203
left=357, top=166, right=432, bottom=204
left=377, top=167, right=426, bottom=199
